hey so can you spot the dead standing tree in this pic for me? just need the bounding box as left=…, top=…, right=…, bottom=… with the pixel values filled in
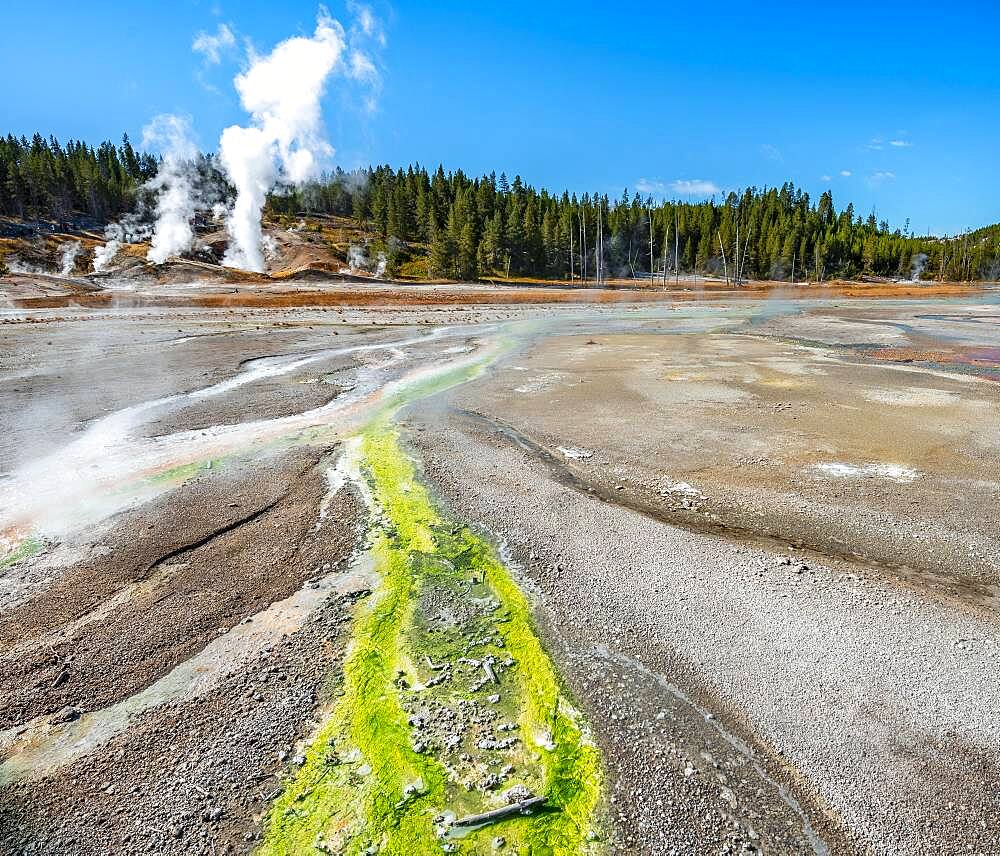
left=648, top=206, right=654, bottom=286
left=738, top=223, right=752, bottom=286
left=661, top=221, right=669, bottom=288
left=734, top=220, right=740, bottom=287
left=718, top=232, right=730, bottom=287
left=674, top=207, right=679, bottom=287
left=596, top=206, right=604, bottom=285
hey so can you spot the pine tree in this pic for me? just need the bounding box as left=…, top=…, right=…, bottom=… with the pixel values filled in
left=477, top=211, right=503, bottom=274
left=448, top=188, right=478, bottom=280
left=428, top=215, right=455, bottom=279
left=504, top=195, right=525, bottom=274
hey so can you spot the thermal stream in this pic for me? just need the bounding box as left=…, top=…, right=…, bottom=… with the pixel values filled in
left=0, top=326, right=499, bottom=560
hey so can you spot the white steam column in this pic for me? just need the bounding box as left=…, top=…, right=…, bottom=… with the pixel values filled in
left=219, top=13, right=345, bottom=273
left=145, top=115, right=200, bottom=264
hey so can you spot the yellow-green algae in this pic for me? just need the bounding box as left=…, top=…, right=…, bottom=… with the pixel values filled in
left=259, top=423, right=602, bottom=855
left=145, top=458, right=221, bottom=485
left=0, top=536, right=42, bottom=570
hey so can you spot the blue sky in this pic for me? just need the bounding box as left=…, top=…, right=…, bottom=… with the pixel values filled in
left=6, top=0, right=999, bottom=234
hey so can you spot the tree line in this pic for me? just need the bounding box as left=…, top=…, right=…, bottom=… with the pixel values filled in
left=3, top=131, right=998, bottom=282
left=0, top=133, right=158, bottom=224
left=274, top=165, right=1000, bottom=282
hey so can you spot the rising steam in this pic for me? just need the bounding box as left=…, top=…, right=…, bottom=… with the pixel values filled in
left=93, top=6, right=381, bottom=275
left=908, top=252, right=929, bottom=282
left=92, top=115, right=197, bottom=273
left=92, top=215, right=150, bottom=273
left=341, top=243, right=386, bottom=277
left=144, top=115, right=200, bottom=264
left=91, top=238, right=120, bottom=273
left=59, top=241, right=81, bottom=276
left=219, top=11, right=354, bottom=272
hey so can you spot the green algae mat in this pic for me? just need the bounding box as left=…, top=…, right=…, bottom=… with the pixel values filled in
left=259, top=422, right=603, bottom=855
left=0, top=535, right=42, bottom=570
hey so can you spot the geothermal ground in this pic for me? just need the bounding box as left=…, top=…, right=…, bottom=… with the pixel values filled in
left=0, top=278, right=998, bottom=856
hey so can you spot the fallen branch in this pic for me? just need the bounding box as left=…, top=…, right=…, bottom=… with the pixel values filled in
left=452, top=796, right=548, bottom=828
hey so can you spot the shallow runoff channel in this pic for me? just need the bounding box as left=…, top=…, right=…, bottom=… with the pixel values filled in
left=253, top=323, right=605, bottom=853
left=1, top=319, right=607, bottom=854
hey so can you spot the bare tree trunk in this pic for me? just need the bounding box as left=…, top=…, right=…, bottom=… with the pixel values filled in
left=790, top=250, right=796, bottom=285
left=734, top=220, right=740, bottom=287
left=648, top=207, right=654, bottom=285
left=582, top=209, right=587, bottom=283
left=718, top=232, right=730, bottom=287
left=674, top=208, right=679, bottom=286
left=662, top=223, right=669, bottom=288
left=597, top=208, right=603, bottom=285
left=738, top=224, right=752, bottom=286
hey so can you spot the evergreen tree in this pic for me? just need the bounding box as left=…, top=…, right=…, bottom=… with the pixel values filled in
left=428, top=215, right=455, bottom=278
left=477, top=211, right=503, bottom=274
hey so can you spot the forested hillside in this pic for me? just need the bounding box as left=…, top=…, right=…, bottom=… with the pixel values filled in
left=275, top=165, right=1000, bottom=282
left=3, top=131, right=998, bottom=282
left=0, top=133, right=157, bottom=224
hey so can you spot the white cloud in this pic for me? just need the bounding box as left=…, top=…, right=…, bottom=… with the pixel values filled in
left=760, top=143, right=783, bottom=163
left=868, top=171, right=896, bottom=185
left=192, top=23, right=236, bottom=65
left=348, top=1, right=386, bottom=47
left=636, top=178, right=722, bottom=197
left=840, top=169, right=852, bottom=177
left=820, top=174, right=832, bottom=182
left=671, top=179, right=721, bottom=196
left=194, top=69, right=221, bottom=95
left=869, top=134, right=912, bottom=151
left=348, top=49, right=378, bottom=82
left=636, top=178, right=667, bottom=194
left=342, top=3, right=385, bottom=112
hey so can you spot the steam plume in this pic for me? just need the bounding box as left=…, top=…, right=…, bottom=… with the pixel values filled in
left=219, top=11, right=346, bottom=272
left=59, top=241, right=81, bottom=276
left=92, top=215, right=149, bottom=273
left=91, top=239, right=120, bottom=273
left=908, top=252, right=929, bottom=282
left=144, top=115, right=199, bottom=264
left=90, top=6, right=381, bottom=276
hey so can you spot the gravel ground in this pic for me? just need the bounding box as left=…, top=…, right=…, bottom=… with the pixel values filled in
left=404, top=402, right=1000, bottom=855
left=0, top=448, right=362, bottom=727
left=0, top=576, right=372, bottom=856
left=1, top=294, right=997, bottom=855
